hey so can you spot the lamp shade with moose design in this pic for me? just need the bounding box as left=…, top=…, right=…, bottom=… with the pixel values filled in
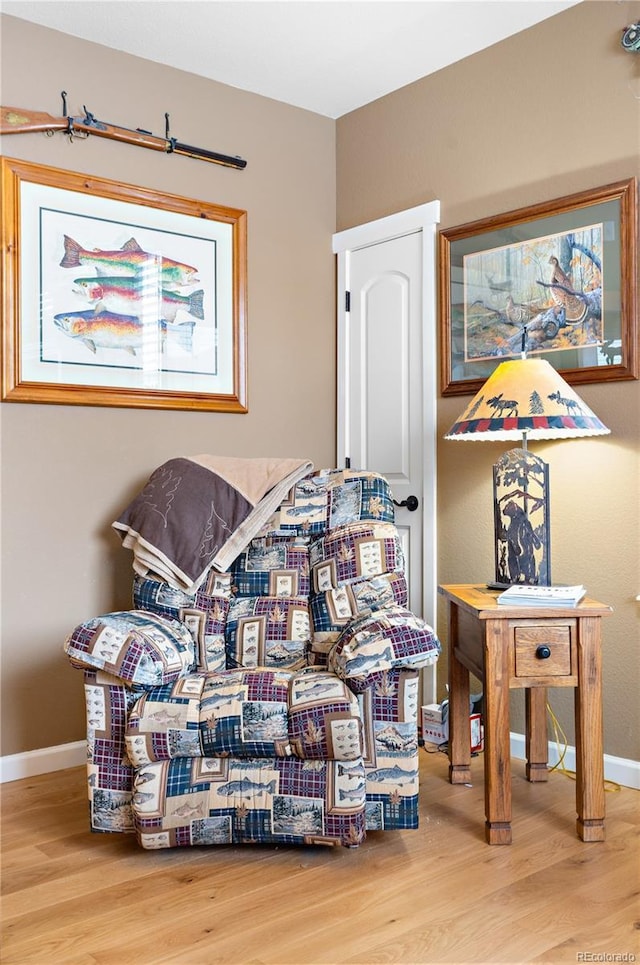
left=444, top=358, right=610, bottom=442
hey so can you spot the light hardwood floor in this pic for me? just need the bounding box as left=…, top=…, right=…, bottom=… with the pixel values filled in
left=2, top=749, right=638, bottom=964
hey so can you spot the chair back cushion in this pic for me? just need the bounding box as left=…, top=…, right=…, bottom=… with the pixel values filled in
left=224, top=596, right=311, bottom=670
left=133, top=576, right=229, bottom=673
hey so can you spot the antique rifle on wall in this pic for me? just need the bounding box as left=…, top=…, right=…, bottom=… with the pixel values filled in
left=0, top=93, right=247, bottom=170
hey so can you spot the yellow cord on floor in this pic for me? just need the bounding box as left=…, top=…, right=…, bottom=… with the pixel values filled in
left=423, top=705, right=623, bottom=794
left=547, top=702, right=621, bottom=793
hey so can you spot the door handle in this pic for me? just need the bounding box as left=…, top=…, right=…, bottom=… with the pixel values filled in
left=393, top=495, right=419, bottom=512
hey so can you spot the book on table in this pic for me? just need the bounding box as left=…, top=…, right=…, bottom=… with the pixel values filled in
left=496, top=584, right=587, bottom=607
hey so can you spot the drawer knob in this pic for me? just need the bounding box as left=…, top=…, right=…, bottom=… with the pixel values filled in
left=536, top=645, right=552, bottom=660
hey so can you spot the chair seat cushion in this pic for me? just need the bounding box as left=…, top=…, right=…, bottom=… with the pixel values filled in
left=125, top=667, right=363, bottom=766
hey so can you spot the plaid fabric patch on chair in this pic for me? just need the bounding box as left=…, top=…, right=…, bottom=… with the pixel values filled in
left=310, top=572, right=408, bottom=646
left=126, top=674, right=205, bottom=766
left=287, top=670, right=363, bottom=760
left=362, top=669, right=423, bottom=831
left=133, top=576, right=229, bottom=673
left=258, top=469, right=396, bottom=538
left=309, top=521, right=405, bottom=593
left=200, top=670, right=292, bottom=758
left=321, top=469, right=396, bottom=527
left=229, top=536, right=311, bottom=598
left=131, top=755, right=367, bottom=849
left=225, top=597, right=311, bottom=670
left=83, top=670, right=140, bottom=833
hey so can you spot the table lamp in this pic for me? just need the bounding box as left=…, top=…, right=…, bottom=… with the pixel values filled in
left=444, top=356, right=610, bottom=587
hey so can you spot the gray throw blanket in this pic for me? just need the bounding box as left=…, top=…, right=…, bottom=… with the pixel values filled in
left=113, top=455, right=313, bottom=591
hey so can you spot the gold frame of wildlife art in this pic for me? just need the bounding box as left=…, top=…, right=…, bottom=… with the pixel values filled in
left=0, top=156, right=248, bottom=411
left=439, top=178, right=637, bottom=396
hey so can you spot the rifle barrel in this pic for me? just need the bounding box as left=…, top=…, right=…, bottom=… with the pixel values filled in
left=172, top=140, right=247, bottom=169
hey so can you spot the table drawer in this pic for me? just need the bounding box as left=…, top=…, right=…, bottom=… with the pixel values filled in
left=514, top=625, right=572, bottom=677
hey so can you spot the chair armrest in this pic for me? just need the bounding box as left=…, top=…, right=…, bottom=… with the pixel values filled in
left=327, top=606, right=441, bottom=689
left=64, top=610, right=197, bottom=686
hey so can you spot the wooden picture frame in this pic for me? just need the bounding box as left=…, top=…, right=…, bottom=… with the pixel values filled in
left=1, top=156, right=247, bottom=411
left=439, top=178, right=638, bottom=396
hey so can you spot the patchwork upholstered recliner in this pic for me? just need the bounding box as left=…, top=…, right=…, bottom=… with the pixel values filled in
left=64, top=462, right=440, bottom=849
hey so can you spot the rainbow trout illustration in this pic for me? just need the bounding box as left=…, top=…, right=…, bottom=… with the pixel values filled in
left=73, top=275, right=205, bottom=322
left=53, top=310, right=194, bottom=355
left=60, top=236, right=199, bottom=286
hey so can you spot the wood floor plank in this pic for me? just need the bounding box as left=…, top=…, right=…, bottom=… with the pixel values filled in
left=529, top=903, right=640, bottom=963
left=2, top=751, right=638, bottom=964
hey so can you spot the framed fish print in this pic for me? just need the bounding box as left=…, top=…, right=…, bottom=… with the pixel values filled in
left=439, top=178, right=638, bottom=395
left=0, top=155, right=247, bottom=411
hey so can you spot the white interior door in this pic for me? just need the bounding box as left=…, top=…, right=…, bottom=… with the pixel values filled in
left=347, top=233, right=424, bottom=608
left=333, top=202, right=440, bottom=703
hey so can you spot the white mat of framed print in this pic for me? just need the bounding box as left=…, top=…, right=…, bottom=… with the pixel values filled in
left=1, top=156, right=247, bottom=411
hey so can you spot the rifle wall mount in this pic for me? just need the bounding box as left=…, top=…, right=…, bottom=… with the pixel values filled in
left=0, top=92, right=247, bottom=170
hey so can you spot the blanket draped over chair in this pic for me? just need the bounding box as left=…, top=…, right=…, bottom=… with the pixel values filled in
left=112, top=456, right=313, bottom=592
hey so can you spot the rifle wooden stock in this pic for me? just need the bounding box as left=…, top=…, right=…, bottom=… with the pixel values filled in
left=0, top=105, right=247, bottom=169
left=1, top=106, right=69, bottom=135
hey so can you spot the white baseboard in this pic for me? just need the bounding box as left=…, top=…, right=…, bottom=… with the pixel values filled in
left=1, top=736, right=639, bottom=790
left=0, top=741, right=86, bottom=784
left=510, top=732, right=640, bottom=790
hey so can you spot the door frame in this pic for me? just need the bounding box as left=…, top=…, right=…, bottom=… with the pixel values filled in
left=333, top=201, right=441, bottom=701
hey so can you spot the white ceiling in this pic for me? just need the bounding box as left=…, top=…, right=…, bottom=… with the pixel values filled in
left=2, top=0, right=582, bottom=118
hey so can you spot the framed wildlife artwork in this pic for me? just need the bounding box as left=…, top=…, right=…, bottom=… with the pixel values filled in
left=439, top=178, right=637, bottom=396
left=0, top=155, right=247, bottom=411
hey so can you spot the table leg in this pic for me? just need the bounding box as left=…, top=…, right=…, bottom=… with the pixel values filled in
left=574, top=616, right=605, bottom=841
left=448, top=603, right=472, bottom=785
left=525, top=687, right=549, bottom=782
left=483, top=618, right=512, bottom=844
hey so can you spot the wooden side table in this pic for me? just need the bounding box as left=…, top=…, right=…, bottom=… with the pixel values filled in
left=439, top=584, right=612, bottom=845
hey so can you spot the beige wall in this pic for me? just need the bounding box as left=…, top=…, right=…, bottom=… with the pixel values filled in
left=337, top=0, right=640, bottom=761
left=0, top=15, right=336, bottom=756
